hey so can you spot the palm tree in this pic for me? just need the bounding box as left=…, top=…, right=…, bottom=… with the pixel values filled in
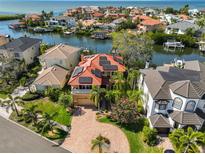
left=0, top=95, right=24, bottom=116
left=111, top=72, right=125, bottom=91
left=91, top=134, right=110, bottom=153
left=169, top=127, right=205, bottom=153
left=127, top=90, right=143, bottom=103
left=128, top=70, right=139, bottom=90
left=38, top=112, right=57, bottom=135
left=91, top=86, right=103, bottom=110
left=22, top=105, right=41, bottom=126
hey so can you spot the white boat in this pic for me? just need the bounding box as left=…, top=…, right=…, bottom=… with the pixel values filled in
left=64, top=31, right=73, bottom=35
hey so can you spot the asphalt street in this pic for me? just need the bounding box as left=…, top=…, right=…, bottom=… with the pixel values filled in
left=0, top=116, right=70, bottom=153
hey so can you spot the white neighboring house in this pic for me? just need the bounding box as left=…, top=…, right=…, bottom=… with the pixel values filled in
left=47, top=16, right=76, bottom=28
left=31, top=65, right=69, bottom=91
left=39, top=43, right=81, bottom=71
left=139, top=60, right=205, bottom=133
left=0, top=37, right=41, bottom=65
left=165, top=21, right=199, bottom=34
left=188, top=9, right=199, bottom=17
left=162, top=14, right=180, bottom=24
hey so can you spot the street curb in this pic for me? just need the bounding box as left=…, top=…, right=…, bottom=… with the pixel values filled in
left=0, top=115, right=72, bottom=152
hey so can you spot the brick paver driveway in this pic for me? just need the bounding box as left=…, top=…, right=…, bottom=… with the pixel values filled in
left=62, top=106, right=130, bottom=153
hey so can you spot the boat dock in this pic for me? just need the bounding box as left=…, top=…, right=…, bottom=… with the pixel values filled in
left=163, top=40, right=185, bottom=51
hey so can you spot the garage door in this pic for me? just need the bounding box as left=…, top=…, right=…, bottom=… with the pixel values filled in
left=77, top=98, right=93, bottom=106
left=157, top=128, right=170, bottom=134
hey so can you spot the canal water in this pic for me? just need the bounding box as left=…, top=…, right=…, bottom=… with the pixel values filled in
left=1, top=20, right=205, bottom=65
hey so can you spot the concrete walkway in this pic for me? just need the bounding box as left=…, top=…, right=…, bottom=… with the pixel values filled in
left=157, top=134, right=173, bottom=151
left=62, top=106, right=130, bottom=153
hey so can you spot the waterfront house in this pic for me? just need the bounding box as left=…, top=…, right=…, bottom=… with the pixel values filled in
left=139, top=60, right=205, bottom=133
left=165, top=21, right=199, bottom=34
left=24, top=13, right=42, bottom=22
left=68, top=54, right=125, bottom=106
left=138, top=19, right=163, bottom=32
left=39, top=43, right=81, bottom=71
left=47, top=16, right=76, bottom=28
left=31, top=65, right=69, bottom=91
left=0, top=36, right=41, bottom=65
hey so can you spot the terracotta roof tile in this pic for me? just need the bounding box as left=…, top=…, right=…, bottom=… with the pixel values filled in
left=68, top=54, right=125, bottom=86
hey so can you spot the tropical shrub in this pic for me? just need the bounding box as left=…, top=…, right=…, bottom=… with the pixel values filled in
left=111, top=98, right=139, bottom=124
left=21, top=92, right=40, bottom=101
left=143, top=126, right=158, bottom=146
left=58, top=93, right=72, bottom=107
left=45, top=87, right=61, bottom=102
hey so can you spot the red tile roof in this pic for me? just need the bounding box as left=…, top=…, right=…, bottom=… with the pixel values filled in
left=68, top=54, right=125, bottom=86
left=93, top=12, right=104, bottom=17
left=133, top=15, right=152, bottom=21
left=141, top=19, right=161, bottom=26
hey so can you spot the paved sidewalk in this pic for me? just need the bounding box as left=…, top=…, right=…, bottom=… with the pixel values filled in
left=62, top=106, right=130, bottom=153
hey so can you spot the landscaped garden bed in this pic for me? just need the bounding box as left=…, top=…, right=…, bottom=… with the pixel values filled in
left=9, top=98, right=71, bottom=142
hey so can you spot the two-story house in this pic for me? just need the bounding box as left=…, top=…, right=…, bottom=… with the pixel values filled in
left=68, top=54, right=126, bottom=106
left=39, top=43, right=81, bottom=71
left=165, top=21, right=199, bottom=35
left=0, top=36, right=41, bottom=65
left=47, top=16, right=76, bottom=28
left=32, top=44, right=80, bottom=92
left=139, top=60, right=205, bottom=133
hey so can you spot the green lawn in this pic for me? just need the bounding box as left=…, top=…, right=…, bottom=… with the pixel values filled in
left=0, top=93, right=8, bottom=99
left=99, top=117, right=163, bottom=153
left=24, top=98, right=71, bottom=126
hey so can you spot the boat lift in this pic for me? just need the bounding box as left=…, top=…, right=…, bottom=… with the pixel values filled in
left=163, top=40, right=185, bottom=52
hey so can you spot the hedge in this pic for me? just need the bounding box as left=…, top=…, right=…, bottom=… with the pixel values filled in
left=21, top=92, right=40, bottom=101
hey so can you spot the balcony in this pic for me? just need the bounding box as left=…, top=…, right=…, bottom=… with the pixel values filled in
left=71, top=89, right=91, bottom=94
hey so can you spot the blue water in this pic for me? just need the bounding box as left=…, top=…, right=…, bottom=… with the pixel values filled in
left=1, top=20, right=205, bottom=65
left=0, top=0, right=205, bottom=14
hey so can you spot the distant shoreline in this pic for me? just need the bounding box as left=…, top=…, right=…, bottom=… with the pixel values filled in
left=0, top=0, right=204, bottom=14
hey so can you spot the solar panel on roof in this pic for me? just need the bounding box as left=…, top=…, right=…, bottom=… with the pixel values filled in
left=113, top=56, right=124, bottom=65
left=99, top=60, right=111, bottom=66
left=79, top=77, right=93, bottom=84
left=91, top=69, right=102, bottom=78
left=72, top=66, right=84, bottom=77
left=99, top=56, right=107, bottom=61
left=103, top=65, right=118, bottom=71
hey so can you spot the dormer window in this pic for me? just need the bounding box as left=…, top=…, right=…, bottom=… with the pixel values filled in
left=185, top=100, right=196, bottom=112
left=173, top=97, right=183, bottom=110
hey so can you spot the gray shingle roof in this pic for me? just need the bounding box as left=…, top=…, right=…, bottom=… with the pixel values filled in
left=150, top=114, right=171, bottom=128
left=167, top=21, right=199, bottom=31
left=170, top=80, right=205, bottom=99
left=170, top=110, right=204, bottom=126
left=0, top=37, right=41, bottom=52
left=140, top=60, right=205, bottom=100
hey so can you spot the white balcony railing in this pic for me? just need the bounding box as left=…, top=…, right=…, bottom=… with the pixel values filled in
left=71, top=89, right=91, bottom=94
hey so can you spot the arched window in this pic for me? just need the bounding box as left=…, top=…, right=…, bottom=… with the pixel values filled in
left=185, top=100, right=196, bottom=112
left=173, top=97, right=183, bottom=110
